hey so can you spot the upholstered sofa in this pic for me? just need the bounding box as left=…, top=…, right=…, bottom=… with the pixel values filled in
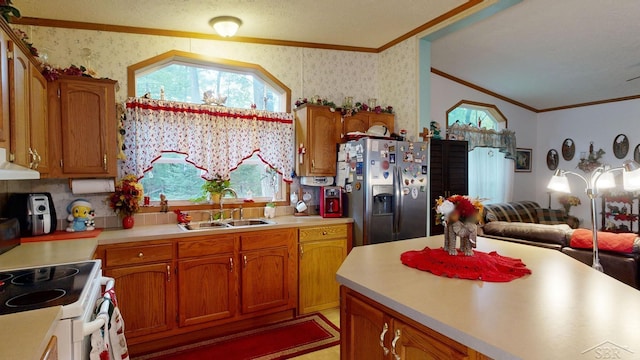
left=479, top=201, right=640, bottom=289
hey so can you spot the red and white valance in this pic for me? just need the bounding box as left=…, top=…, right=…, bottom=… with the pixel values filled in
left=122, top=97, right=294, bottom=182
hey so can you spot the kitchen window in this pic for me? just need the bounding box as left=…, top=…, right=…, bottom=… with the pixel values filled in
left=126, top=51, right=293, bottom=205
left=140, top=153, right=284, bottom=202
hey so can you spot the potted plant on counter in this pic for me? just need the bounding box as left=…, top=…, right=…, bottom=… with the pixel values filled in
left=197, top=177, right=230, bottom=204
left=108, top=175, right=144, bottom=229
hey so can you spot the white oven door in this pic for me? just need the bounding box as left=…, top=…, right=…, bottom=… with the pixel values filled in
left=55, top=275, right=114, bottom=360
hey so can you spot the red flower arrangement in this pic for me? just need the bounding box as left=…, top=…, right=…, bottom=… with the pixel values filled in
left=435, top=194, right=483, bottom=225
left=108, top=175, right=144, bottom=216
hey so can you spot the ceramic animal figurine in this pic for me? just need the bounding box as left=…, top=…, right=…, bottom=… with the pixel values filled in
left=173, top=209, right=191, bottom=225
left=66, top=199, right=93, bottom=232
left=159, top=194, right=169, bottom=213
left=444, top=220, right=477, bottom=256
left=84, top=210, right=96, bottom=231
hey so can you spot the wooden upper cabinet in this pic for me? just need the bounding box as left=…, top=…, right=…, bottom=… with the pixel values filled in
left=47, top=76, right=117, bottom=178
left=8, top=41, right=30, bottom=168
left=295, top=104, right=340, bottom=176
left=29, top=62, right=49, bottom=174
left=341, top=112, right=395, bottom=142
left=0, top=30, right=9, bottom=148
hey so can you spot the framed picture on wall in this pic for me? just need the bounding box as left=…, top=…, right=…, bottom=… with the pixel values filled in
left=515, top=148, right=532, bottom=172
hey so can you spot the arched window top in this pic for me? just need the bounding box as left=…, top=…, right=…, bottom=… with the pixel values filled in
left=446, top=100, right=507, bottom=131
left=127, top=50, right=291, bottom=112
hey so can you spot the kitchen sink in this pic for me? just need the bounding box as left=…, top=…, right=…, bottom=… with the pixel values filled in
left=227, top=219, right=275, bottom=227
left=178, top=219, right=275, bottom=231
left=179, top=221, right=230, bottom=231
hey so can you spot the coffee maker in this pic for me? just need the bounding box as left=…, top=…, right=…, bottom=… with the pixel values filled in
left=320, top=186, right=342, bottom=218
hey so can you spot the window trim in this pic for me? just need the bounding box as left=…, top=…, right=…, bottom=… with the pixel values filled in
left=445, top=100, right=508, bottom=130
left=127, top=50, right=292, bottom=211
left=127, top=50, right=292, bottom=112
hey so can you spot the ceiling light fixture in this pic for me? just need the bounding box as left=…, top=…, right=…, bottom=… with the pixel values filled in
left=209, top=16, right=242, bottom=38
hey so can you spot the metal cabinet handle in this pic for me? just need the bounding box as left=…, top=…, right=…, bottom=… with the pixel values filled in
left=103, top=154, right=108, bottom=171
left=32, top=148, right=40, bottom=169
left=28, top=148, right=35, bottom=169
left=322, top=231, right=327, bottom=235
left=229, top=257, right=234, bottom=272
left=379, top=322, right=390, bottom=356
left=166, top=265, right=171, bottom=282
left=299, top=244, right=304, bottom=259
left=312, top=159, right=315, bottom=168
left=138, top=252, right=144, bottom=258
left=243, top=255, right=247, bottom=267
left=391, top=328, right=401, bottom=360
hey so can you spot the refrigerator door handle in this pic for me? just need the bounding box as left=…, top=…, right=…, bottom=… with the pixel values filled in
left=394, top=166, right=402, bottom=235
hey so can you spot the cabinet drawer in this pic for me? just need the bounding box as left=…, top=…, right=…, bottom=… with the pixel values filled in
left=299, top=224, right=347, bottom=242
left=105, top=243, right=172, bottom=267
left=241, top=228, right=296, bottom=251
left=178, top=235, right=236, bottom=258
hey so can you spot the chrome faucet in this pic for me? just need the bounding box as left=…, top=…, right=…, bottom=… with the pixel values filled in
left=219, top=188, right=238, bottom=220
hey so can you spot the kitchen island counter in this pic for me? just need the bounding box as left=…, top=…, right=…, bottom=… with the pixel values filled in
left=0, top=306, right=62, bottom=360
left=337, top=236, right=640, bottom=360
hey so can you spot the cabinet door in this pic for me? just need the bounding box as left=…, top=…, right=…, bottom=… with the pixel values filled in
left=343, top=113, right=369, bottom=135
left=343, top=293, right=389, bottom=360
left=0, top=30, right=10, bottom=148
left=369, top=113, right=395, bottom=134
left=178, top=255, right=237, bottom=327
left=29, top=62, right=49, bottom=174
left=307, top=106, right=339, bottom=175
left=241, top=247, right=290, bottom=313
left=8, top=42, right=30, bottom=168
left=299, top=239, right=347, bottom=314
left=59, top=79, right=116, bottom=176
left=105, top=262, right=175, bottom=338
left=392, top=320, right=470, bottom=360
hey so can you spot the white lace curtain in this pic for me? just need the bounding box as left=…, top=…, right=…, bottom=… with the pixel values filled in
left=122, top=97, right=294, bottom=181
left=447, top=123, right=517, bottom=160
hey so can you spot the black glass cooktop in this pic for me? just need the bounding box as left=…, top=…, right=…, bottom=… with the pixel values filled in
left=0, top=261, right=97, bottom=315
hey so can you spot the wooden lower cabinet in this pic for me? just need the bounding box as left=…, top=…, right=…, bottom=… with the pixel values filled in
left=40, top=335, right=58, bottom=360
left=96, top=227, right=300, bottom=353
left=240, top=228, right=297, bottom=314
left=104, top=262, right=175, bottom=338
left=341, top=287, right=491, bottom=360
left=178, top=255, right=237, bottom=326
left=298, top=224, right=349, bottom=314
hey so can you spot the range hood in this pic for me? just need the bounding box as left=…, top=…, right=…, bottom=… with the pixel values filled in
left=0, top=148, right=40, bottom=180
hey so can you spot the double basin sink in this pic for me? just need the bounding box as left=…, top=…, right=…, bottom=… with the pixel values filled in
left=179, top=219, right=275, bottom=231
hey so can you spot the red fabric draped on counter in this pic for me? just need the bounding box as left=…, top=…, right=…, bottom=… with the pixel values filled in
left=400, top=247, right=532, bottom=282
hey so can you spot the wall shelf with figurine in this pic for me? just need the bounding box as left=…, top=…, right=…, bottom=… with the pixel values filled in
left=600, top=191, right=639, bottom=234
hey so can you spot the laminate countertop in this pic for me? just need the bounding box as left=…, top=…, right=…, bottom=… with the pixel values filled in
left=336, top=236, right=640, bottom=360
left=0, top=215, right=352, bottom=360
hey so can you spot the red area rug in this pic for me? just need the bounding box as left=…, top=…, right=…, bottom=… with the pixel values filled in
left=401, top=247, right=532, bottom=282
left=133, top=313, right=340, bottom=360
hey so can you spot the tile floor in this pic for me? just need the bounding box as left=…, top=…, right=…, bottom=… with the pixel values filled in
left=290, top=308, right=340, bottom=359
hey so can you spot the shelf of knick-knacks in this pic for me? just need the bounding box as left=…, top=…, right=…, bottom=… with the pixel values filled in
left=600, top=191, right=639, bottom=234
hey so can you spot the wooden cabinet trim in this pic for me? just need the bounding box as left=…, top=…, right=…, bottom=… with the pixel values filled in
left=178, top=235, right=236, bottom=258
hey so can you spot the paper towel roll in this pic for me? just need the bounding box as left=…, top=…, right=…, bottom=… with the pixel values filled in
left=71, top=179, right=115, bottom=194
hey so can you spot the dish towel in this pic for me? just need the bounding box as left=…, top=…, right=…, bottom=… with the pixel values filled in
left=90, top=290, right=131, bottom=360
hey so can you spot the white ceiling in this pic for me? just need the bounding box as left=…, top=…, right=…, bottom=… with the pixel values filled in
left=15, top=0, right=640, bottom=110
left=15, top=0, right=466, bottom=49
left=431, top=0, right=640, bottom=111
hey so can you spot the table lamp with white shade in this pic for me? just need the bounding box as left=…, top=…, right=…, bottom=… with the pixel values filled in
left=547, top=160, right=640, bottom=272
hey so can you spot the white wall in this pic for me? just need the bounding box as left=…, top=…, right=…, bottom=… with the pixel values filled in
left=536, top=99, right=640, bottom=228
left=430, top=73, right=539, bottom=201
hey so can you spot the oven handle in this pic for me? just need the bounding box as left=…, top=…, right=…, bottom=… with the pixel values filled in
left=82, top=276, right=115, bottom=336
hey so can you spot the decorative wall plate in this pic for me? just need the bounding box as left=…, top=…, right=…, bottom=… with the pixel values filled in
left=613, top=134, right=629, bottom=159
left=561, top=138, right=575, bottom=161
left=546, top=149, right=559, bottom=171
left=635, top=144, right=640, bottom=163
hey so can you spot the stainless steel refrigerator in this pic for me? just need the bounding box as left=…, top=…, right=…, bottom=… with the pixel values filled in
left=340, top=138, right=429, bottom=246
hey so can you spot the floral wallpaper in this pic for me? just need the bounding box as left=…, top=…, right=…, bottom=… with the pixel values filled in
left=9, top=25, right=421, bottom=223
left=378, top=37, right=419, bottom=138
